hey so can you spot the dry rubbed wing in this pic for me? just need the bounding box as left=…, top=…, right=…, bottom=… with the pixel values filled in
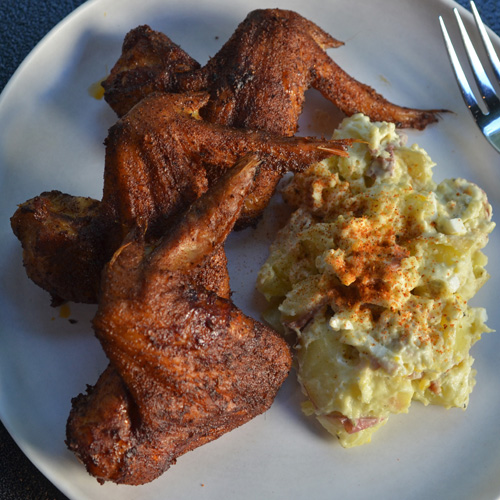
left=182, top=8, right=344, bottom=136
left=66, top=156, right=292, bottom=485
left=103, top=9, right=445, bottom=130
left=102, top=91, right=353, bottom=238
left=69, top=274, right=292, bottom=485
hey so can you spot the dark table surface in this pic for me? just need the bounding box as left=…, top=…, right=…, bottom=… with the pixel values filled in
left=1, top=0, right=499, bottom=498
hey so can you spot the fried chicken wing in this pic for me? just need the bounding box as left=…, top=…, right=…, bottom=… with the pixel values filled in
left=11, top=93, right=351, bottom=303
left=102, top=91, right=352, bottom=240
left=66, top=156, right=292, bottom=485
left=103, top=9, right=444, bottom=130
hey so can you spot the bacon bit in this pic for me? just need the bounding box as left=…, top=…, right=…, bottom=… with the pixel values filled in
left=325, top=411, right=384, bottom=434
left=429, top=380, right=441, bottom=395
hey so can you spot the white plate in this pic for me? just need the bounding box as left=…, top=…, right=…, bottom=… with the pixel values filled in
left=1, top=0, right=499, bottom=499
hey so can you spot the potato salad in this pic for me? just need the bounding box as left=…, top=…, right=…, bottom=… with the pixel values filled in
left=257, top=114, right=495, bottom=447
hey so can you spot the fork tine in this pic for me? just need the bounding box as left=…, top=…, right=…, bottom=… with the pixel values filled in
left=453, top=7, right=499, bottom=111
left=439, top=15, right=483, bottom=120
left=470, top=0, right=500, bottom=83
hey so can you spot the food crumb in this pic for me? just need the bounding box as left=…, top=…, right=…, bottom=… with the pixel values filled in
left=59, top=303, right=71, bottom=319
left=88, top=78, right=106, bottom=100
left=379, top=74, right=390, bottom=85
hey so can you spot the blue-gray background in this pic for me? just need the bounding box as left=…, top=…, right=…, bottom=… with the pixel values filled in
left=0, top=0, right=498, bottom=498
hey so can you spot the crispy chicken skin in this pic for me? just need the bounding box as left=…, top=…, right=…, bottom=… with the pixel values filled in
left=103, top=24, right=201, bottom=117
left=103, top=9, right=444, bottom=131
left=10, top=192, right=113, bottom=304
left=66, top=156, right=292, bottom=485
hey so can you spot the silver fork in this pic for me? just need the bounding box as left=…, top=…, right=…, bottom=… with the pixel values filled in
left=439, top=1, right=500, bottom=153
